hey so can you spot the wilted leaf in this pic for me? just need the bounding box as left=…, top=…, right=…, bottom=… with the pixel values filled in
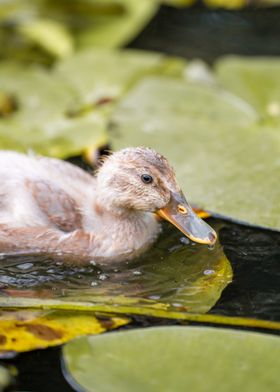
left=111, top=76, right=280, bottom=230
left=216, top=56, right=280, bottom=121
left=0, top=62, right=107, bottom=158
left=63, top=326, right=280, bottom=392
left=18, top=19, right=74, bottom=59
left=55, top=48, right=186, bottom=105
left=0, top=309, right=128, bottom=354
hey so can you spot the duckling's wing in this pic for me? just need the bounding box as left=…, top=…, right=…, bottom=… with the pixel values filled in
left=26, top=179, right=83, bottom=232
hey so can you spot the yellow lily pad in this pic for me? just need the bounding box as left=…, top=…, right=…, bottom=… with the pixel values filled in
left=0, top=309, right=129, bottom=354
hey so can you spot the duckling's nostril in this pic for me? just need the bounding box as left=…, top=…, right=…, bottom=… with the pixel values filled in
left=208, top=232, right=217, bottom=244
left=177, top=204, right=187, bottom=214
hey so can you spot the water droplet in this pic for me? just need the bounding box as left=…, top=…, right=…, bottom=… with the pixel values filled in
left=99, top=273, right=108, bottom=281
left=172, top=302, right=183, bottom=308
left=132, top=270, right=142, bottom=276
left=16, top=262, right=33, bottom=270
left=148, top=295, right=160, bottom=300
left=204, top=269, right=215, bottom=276
left=180, top=236, right=190, bottom=245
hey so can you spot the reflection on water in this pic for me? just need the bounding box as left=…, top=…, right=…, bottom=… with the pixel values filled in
left=213, top=223, right=280, bottom=321
left=1, top=219, right=279, bottom=321
left=0, top=221, right=231, bottom=314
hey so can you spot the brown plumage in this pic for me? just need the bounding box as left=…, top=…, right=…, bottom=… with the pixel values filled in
left=0, top=147, right=216, bottom=264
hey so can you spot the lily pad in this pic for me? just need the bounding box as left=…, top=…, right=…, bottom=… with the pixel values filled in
left=63, top=326, right=280, bottom=392
left=0, top=0, right=158, bottom=64
left=18, top=18, right=74, bottom=59
left=55, top=48, right=186, bottom=105
left=0, top=62, right=107, bottom=158
left=0, top=366, right=10, bottom=392
left=0, top=309, right=128, bottom=354
left=216, top=56, right=280, bottom=121
left=110, top=76, right=280, bottom=230
left=76, top=0, right=158, bottom=49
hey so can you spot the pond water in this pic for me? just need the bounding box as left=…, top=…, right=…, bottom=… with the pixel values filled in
left=1, top=218, right=280, bottom=391
left=0, top=219, right=232, bottom=315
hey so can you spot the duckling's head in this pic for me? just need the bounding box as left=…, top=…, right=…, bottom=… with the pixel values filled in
left=96, top=147, right=216, bottom=245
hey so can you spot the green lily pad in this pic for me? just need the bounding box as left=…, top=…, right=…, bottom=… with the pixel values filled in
left=0, top=62, right=107, bottom=158
left=76, top=0, right=158, bottom=49
left=111, top=76, right=280, bottom=230
left=0, top=0, right=158, bottom=64
left=18, top=18, right=74, bottom=59
left=63, top=326, right=280, bottom=392
left=0, top=366, right=10, bottom=392
left=55, top=48, right=186, bottom=105
left=215, top=56, right=280, bottom=121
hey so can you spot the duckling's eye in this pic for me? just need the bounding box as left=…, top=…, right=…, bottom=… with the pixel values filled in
left=141, top=174, right=153, bottom=184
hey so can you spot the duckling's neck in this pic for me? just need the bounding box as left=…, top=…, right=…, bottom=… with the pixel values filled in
left=83, top=202, right=161, bottom=263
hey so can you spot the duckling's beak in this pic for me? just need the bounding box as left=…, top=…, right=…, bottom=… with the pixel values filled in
left=156, top=191, right=217, bottom=245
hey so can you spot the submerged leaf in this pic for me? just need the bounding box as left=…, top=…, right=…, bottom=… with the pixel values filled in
left=63, top=326, right=280, bottom=392
left=0, top=309, right=128, bottom=354
left=111, top=76, right=280, bottom=230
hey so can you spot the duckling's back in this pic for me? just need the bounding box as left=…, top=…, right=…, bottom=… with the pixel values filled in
left=0, top=151, right=96, bottom=229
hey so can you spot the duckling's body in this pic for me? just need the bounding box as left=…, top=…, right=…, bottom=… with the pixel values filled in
left=0, top=147, right=216, bottom=264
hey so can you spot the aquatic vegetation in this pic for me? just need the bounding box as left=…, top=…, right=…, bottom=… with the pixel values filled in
left=63, top=326, right=280, bottom=392
left=0, top=309, right=128, bottom=353
left=0, top=223, right=233, bottom=353
left=0, top=50, right=279, bottom=230
left=0, top=3, right=279, bottom=389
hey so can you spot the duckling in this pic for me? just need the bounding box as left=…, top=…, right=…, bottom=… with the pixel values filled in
left=0, top=147, right=216, bottom=264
